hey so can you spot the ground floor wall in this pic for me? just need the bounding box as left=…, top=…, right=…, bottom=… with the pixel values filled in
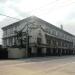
left=8, top=48, right=26, bottom=58
left=31, top=47, right=75, bottom=57
left=7, top=47, right=75, bottom=58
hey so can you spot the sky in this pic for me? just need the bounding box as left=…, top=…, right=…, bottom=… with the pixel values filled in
left=0, top=0, right=75, bottom=44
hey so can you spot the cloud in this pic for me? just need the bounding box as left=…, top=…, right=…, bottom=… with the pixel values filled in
left=65, top=12, right=75, bottom=20
left=62, top=20, right=75, bottom=35
left=0, top=0, right=75, bottom=44
left=0, top=0, right=8, bottom=3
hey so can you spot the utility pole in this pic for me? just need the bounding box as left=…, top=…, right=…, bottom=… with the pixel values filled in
left=26, top=23, right=29, bottom=57
left=15, top=22, right=32, bottom=57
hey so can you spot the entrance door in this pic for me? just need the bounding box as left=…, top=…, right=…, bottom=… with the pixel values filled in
left=46, top=48, right=50, bottom=56
left=37, top=47, right=42, bottom=57
left=28, top=48, right=31, bottom=57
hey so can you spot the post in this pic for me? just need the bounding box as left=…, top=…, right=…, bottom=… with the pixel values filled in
left=26, top=23, right=29, bottom=57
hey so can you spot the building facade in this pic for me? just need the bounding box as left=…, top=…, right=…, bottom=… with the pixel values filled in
left=2, top=16, right=75, bottom=58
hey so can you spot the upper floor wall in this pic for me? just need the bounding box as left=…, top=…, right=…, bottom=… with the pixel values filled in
left=2, top=16, right=75, bottom=43
left=42, top=24, right=73, bottom=42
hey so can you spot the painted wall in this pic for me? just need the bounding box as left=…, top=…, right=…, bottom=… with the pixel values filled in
left=8, top=48, right=26, bottom=58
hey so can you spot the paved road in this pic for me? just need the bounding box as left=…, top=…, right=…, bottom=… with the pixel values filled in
left=0, top=56, right=75, bottom=75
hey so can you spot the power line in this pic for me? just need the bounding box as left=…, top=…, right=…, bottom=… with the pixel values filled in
left=44, top=1, right=75, bottom=15
left=30, top=1, right=75, bottom=17
left=0, top=13, right=20, bottom=20
left=28, top=0, right=59, bottom=13
left=0, top=0, right=67, bottom=20
left=0, top=0, right=74, bottom=20
left=28, top=0, right=75, bottom=14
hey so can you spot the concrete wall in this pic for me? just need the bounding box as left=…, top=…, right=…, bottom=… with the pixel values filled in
left=8, top=48, right=26, bottom=58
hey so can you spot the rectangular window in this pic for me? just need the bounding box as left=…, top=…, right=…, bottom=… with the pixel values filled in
left=37, top=38, right=41, bottom=44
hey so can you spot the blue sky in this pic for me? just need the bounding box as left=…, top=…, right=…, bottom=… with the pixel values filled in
left=0, top=0, right=75, bottom=44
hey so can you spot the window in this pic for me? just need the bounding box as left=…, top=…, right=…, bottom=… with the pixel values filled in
left=37, top=38, right=42, bottom=44
left=52, top=30, right=56, bottom=36
left=46, top=38, right=51, bottom=45
left=4, top=30, right=7, bottom=37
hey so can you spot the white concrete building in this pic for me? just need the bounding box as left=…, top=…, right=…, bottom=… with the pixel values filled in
left=2, top=16, right=75, bottom=58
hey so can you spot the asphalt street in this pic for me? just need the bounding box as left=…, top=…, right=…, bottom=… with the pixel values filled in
left=0, top=55, right=75, bottom=75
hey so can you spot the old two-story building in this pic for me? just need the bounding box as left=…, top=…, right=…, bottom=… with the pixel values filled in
left=2, top=16, right=75, bottom=58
